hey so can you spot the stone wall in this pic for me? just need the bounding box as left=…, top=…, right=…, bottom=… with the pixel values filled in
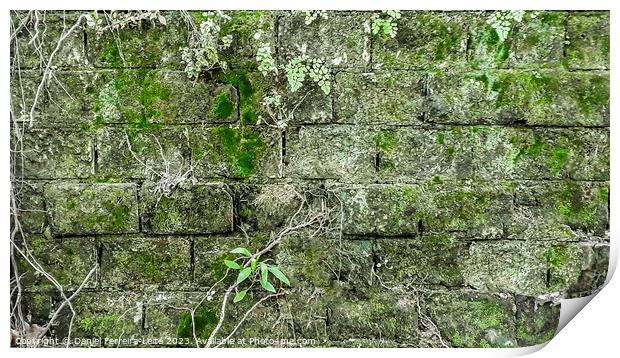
left=10, top=10, right=609, bottom=348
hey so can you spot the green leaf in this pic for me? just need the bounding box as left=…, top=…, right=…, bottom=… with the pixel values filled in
left=268, top=266, right=290, bottom=286
left=260, top=263, right=268, bottom=285
left=230, top=247, right=252, bottom=257
left=251, top=258, right=258, bottom=273
left=224, top=260, right=241, bottom=270
left=233, top=289, right=247, bottom=303
left=261, top=279, right=276, bottom=293
left=236, top=267, right=252, bottom=285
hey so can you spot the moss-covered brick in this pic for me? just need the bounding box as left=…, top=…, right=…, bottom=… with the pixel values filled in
left=327, top=289, right=418, bottom=343
left=507, top=181, right=609, bottom=240
left=372, top=127, right=474, bottom=180
left=87, top=11, right=187, bottom=69
left=96, top=126, right=191, bottom=179
left=52, top=291, right=143, bottom=346
left=285, top=125, right=374, bottom=182
left=285, top=86, right=333, bottom=124
left=193, top=235, right=270, bottom=287
left=44, top=182, right=139, bottom=235
left=373, top=11, right=468, bottom=70
left=11, top=11, right=87, bottom=69
left=426, top=70, right=610, bottom=126
left=10, top=70, right=46, bottom=124
left=237, top=183, right=304, bottom=231
left=514, top=296, right=559, bottom=347
left=567, top=243, right=609, bottom=298
left=16, top=235, right=98, bottom=291
left=218, top=70, right=267, bottom=125
left=44, top=71, right=101, bottom=126
left=469, top=11, right=566, bottom=69
left=100, top=236, right=191, bottom=290
left=333, top=182, right=511, bottom=237
left=93, top=70, right=239, bottom=125
left=427, top=291, right=517, bottom=348
left=141, top=182, right=233, bottom=234
left=278, top=12, right=370, bottom=68
left=374, top=240, right=467, bottom=287
left=459, top=241, right=590, bottom=296
left=189, top=126, right=279, bottom=179
left=214, top=11, right=277, bottom=70
left=277, top=235, right=373, bottom=289
left=334, top=71, right=425, bottom=124
left=142, top=291, right=223, bottom=346
left=12, top=182, right=47, bottom=233
left=566, top=12, right=610, bottom=70
left=12, top=127, right=92, bottom=179
left=466, top=127, right=609, bottom=180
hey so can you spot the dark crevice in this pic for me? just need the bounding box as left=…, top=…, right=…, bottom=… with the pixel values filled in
left=417, top=220, right=425, bottom=237
left=232, top=186, right=242, bottom=231
left=374, top=152, right=381, bottom=171
left=280, top=130, right=286, bottom=166
left=136, top=181, right=143, bottom=232
left=140, top=304, right=147, bottom=331
left=97, top=242, right=104, bottom=288
left=546, top=268, right=552, bottom=287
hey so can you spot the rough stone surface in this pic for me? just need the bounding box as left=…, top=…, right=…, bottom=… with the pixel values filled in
left=141, top=182, right=233, bottom=234
left=44, top=182, right=139, bottom=235
left=566, top=13, right=610, bottom=70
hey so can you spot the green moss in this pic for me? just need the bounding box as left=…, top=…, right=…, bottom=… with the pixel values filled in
left=436, top=131, right=446, bottom=145
left=574, top=76, right=608, bottom=113
left=374, top=130, right=399, bottom=152
left=555, top=182, right=599, bottom=227
left=80, top=314, right=120, bottom=337
left=177, top=308, right=218, bottom=339
left=211, top=91, right=235, bottom=119
left=544, top=245, right=568, bottom=268
left=466, top=299, right=505, bottom=329
left=208, top=127, right=264, bottom=177
left=219, top=70, right=258, bottom=125
left=547, top=147, right=569, bottom=174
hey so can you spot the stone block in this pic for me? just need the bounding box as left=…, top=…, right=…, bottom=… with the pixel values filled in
left=469, top=11, right=566, bottom=69
left=278, top=12, right=370, bottom=68
left=189, top=126, right=280, bottom=179
left=44, top=182, right=139, bottom=235
left=141, top=182, right=233, bottom=235
left=14, top=127, right=93, bottom=179
left=373, top=11, right=468, bottom=70
left=100, top=236, right=192, bottom=290
left=514, top=296, right=559, bottom=346
left=566, top=12, right=610, bottom=70
left=334, top=71, right=425, bottom=124
left=426, top=70, right=609, bottom=126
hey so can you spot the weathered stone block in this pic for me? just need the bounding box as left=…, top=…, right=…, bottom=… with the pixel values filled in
left=466, top=127, right=609, bottom=180
left=100, top=236, right=192, bottom=290
left=566, top=12, right=610, bottom=70
left=284, top=87, right=333, bottom=124
left=459, top=241, right=590, bottom=296
left=141, top=182, right=233, bottom=234
left=11, top=11, right=87, bottom=69
left=92, top=70, right=238, bottom=125
left=10, top=70, right=45, bottom=124
left=44, top=71, right=102, bottom=126
left=426, top=290, right=517, bottom=348
left=372, top=127, right=474, bottom=180
left=237, top=183, right=304, bottom=231
left=285, top=125, right=374, bottom=182
left=327, top=289, right=418, bottom=342
left=469, top=11, right=566, bottom=69
left=568, top=243, right=609, bottom=297
left=53, top=291, right=143, bottom=346
left=16, top=235, right=98, bottom=291
left=96, top=126, right=191, bottom=179
left=10, top=291, right=54, bottom=328
left=44, top=182, right=139, bottom=235
left=277, top=236, right=373, bottom=289
left=13, top=127, right=92, bottom=179
left=12, top=182, right=47, bottom=233
left=334, top=71, right=425, bottom=124
left=190, top=126, right=280, bottom=179
left=514, top=296, right=559, bottom=346
left=426, top=70, right=610, bottom=126
left=333, top=182, right=511, bottom=237
left=373, top=11, right=468, bottom=70
left=278, top=12, right=370, bottom=68
left=374, top=240, right=467, bottom=287
left=87, top=11, right=187, bottom=68
left=507, top=181, right=609, bottom=240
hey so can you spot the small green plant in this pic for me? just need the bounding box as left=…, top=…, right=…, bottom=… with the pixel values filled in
left=223, top=247, right=290, bottom=303
left=371, top=10, right=402, bottom=38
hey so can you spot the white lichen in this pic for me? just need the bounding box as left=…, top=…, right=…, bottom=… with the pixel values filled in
left=486, top=10, right=525, bottom=43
